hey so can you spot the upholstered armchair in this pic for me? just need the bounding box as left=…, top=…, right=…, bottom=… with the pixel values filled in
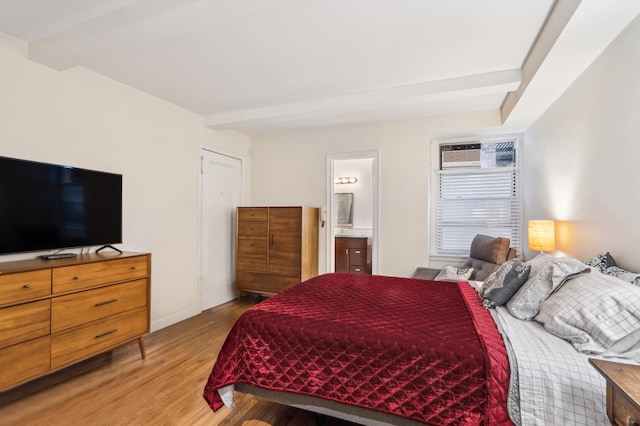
left=413, top=234, right=517, bottom=281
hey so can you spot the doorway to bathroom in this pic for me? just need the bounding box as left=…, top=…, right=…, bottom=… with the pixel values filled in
left=327, top=151, right=379, bottom=274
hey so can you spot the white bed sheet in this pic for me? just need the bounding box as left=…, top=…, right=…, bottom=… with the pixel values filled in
left=492, top=306, right=609, bottom=426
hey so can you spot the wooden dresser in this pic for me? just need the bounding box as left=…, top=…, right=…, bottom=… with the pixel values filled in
left=335, top=237, right=371, bottom=274
left=590, top=358, right=640, bottom=426
left=0, top=252, right=150, bottom=391
left=236, top=207, right=318, bottom=299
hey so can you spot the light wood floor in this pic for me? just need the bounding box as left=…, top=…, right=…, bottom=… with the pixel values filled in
left=0, top=296, right=358, bottom=426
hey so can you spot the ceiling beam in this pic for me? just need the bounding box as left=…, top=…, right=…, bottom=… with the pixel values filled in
left=206, top=69, right=522, bottom=130
left=27, top=0, right=288, bottom=70
left=501, top=0, right=640, bottom=130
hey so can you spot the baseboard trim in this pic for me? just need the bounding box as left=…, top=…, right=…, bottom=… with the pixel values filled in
left=150, top=307, right=200, bottom=333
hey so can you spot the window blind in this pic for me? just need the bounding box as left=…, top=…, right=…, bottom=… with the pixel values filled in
left=436, top=167, right=521, bottom=255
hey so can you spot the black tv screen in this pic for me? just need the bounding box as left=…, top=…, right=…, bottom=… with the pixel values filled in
left=0, top=156, right=122, bottom=255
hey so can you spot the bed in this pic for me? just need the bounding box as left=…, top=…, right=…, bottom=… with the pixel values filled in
left=203, top=258, right=640, bottom=425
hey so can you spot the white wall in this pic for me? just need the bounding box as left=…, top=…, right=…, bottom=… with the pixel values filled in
left=334, top=158, right=373, bottom=230
left=0, top=33, right=252, bottom=331
left=523, top=14, right=640, bottom=271
left=251, top=110, right=501, bottom=277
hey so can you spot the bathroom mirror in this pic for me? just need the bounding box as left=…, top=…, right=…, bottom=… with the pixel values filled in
left=335, top=193, right=354, bottom=226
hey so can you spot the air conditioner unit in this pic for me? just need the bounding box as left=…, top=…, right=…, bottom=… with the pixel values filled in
left=441, top=143, right=481, bottom=169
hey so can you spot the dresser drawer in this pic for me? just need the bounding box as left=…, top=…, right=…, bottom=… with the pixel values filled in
left=51, top=306, right=147, bottom=369
left=238, top=222, right=268, bottom=237
left=53, top=256, right=148, bottom=294
left=0, top=270, right=51, bottom=305
left=237, top=252, right=267, bottom=272
left=0, top=335, right=50, bottom=391
left=238, top=208, right=268, bottom=222
left=237, top=272, right=299, bottom=294
left=349, top=266, right=368, bottom=274
left=0, top=300, right=50, bottom=349
left=349, top=248, right=367, bottom=266
left=51, top=279, right=148, bottom=333
left=238, top=237, right=268, bottom=253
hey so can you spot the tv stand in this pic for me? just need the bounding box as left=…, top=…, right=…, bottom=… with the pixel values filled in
left=96, top=244, right=123, bottom=254
left=0, top=252, right=151, bottom=391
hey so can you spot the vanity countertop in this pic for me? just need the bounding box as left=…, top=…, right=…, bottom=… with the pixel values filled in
left=334, top=229, right=372, bottom=238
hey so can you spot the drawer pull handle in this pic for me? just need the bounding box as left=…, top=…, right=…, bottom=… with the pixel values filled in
left=354, top=250, right=361, bottom=254
left=95, top=329, right=117, bottom=339
left=130, top=266, right=137, bottom=270
left=95, top=298, right=118, bottom=307
left=23, top=284, right=30, bottom=289
left=73, top=276, right=79, bottom=280
left=354, top=268, right=361, bottom=272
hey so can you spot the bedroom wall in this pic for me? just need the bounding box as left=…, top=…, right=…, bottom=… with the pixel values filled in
left=523, top=14, right=640, bottom=271
left=250, top=110, right=502, bottom=277
left=0, top=33, right=252, bottom=331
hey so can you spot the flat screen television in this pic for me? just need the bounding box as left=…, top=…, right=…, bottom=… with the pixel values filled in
left=0, top=156, right=122, bottom=255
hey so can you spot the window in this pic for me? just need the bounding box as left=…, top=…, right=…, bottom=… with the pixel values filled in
left=433, top=137, right=521, bottom=257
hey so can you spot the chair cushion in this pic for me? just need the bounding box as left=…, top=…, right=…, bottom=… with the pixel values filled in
left=469, top=234, right=511, bottom=264
left=463, top=234, right=512, bottom=281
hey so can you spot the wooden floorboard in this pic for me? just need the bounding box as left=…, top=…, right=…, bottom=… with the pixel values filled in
left=0, top=295, right=358, bottom=425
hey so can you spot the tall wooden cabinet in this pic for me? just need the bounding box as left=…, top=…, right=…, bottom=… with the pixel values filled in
left=0, top=252, right=150, bottom=391
left=236, top=207, right=319, bottom=299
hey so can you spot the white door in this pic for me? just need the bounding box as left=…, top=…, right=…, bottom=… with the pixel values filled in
left=200, top=150, right=242, bottom=310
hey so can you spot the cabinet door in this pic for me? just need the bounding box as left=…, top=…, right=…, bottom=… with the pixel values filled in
left=335, top=239, right=349, bottom=273
left=268, top=207, right=301, bottom=275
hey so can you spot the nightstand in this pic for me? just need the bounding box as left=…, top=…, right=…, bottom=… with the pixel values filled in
left=590, top=358, right=640, bottom=426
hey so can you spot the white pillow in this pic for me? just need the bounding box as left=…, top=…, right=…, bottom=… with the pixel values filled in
left=536, top=272, right=640, bottom=357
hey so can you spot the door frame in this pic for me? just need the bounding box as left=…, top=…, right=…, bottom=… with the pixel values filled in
left=326, top=150, right=379, bottom=274
left=197, top=145, right=246, bottom=312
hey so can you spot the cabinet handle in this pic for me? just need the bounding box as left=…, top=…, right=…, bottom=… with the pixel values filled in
left=95, top=298, right=118, bottom=307
left=270, top=234, right=274, bottom=247
left=345, top=249, right=348, bottom=255
left=354, top=268, right=361, bottom=272
left=95, top=329, right=117, bottom=339
left=73, top=276, right=79, bottom=280
left=23, top=284, right=30, bottom=289
left=354, top=250, right=361, bottom=254
left=130, top=266, right=137, bottom=270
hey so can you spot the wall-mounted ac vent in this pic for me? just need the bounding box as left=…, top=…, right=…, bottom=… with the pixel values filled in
left=441, top=143, right=481, bottom=169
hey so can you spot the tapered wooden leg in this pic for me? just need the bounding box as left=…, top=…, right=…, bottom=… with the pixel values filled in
left=138, top=337, right=146, bottom=359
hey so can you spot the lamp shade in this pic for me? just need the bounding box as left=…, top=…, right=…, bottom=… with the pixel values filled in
left=528, top=220, right=555, bottom=252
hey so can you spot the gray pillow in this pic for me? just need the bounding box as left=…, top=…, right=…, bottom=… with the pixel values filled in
left=507, top=257, right=590, bottom=320
left=583, top=251, right=617, bottom=272
left=481, top=259, right=531, bottom=309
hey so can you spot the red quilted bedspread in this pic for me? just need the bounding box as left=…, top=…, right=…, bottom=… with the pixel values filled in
left=203, top=273, right=512, bottom=425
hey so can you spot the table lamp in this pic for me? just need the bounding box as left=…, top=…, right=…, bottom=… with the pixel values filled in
left=528, top=220, right=555, bottom=253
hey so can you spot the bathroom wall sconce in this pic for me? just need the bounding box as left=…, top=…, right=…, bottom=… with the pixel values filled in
left=335, top=177, right=358, bottom=184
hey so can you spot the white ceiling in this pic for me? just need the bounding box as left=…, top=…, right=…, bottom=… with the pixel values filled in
left=0, top=0, right=639, bottom=136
